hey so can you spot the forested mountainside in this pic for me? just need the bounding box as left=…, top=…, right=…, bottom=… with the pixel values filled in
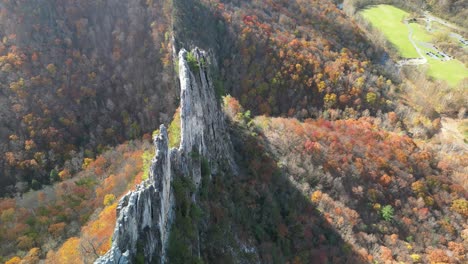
left=1, top=0, right=404, bottom=195
left=0, top=0, right=467, bottom=263
left=0, top=0, right=176, bottom=195
left=179, top=0, right=397, bottom=116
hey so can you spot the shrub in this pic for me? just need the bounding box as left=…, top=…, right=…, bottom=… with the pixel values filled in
left=168, top=108, right=181, bottom=148
left=186, top=51, right=199, bottom=72
left=141, top=151, right=153, bottom=181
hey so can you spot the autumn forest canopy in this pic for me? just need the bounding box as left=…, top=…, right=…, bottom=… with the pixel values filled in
left=0, top=0, right=467, bottom=263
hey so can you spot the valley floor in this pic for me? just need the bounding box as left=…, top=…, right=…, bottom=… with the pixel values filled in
left=360, top=4, right=468, bottom=86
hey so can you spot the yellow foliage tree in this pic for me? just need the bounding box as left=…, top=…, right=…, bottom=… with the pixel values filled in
left=451, top=198, right=468, bottom=217
left=324, top=93, right=337, bottom=107
left=82, top=158, right=94, bottom=169
left=310, top=190, right=322, bottom=203
left=5, top=256, right=21, bottom=264
left=21, top=247, right=41, bottom=264
left=58, top=169, right=71, bottom=181
left=54, top=237, right=83, bottom=264
left=81, top=203, right=118, bottom=257
left=366, top=92, right=377, bottom=104
left=103, top=194, right=116, bottom=207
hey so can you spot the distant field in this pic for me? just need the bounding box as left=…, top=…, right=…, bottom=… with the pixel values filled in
left=360, top=5, right=418, bottom=58
left=427, top=59, right=467, bottom=86
left=359, top=4, right=468, bottom=86
left=409, top=23, right=432, bottom=43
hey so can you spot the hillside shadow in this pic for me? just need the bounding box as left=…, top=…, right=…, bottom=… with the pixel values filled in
left=196, top=122, right=368, bottom=263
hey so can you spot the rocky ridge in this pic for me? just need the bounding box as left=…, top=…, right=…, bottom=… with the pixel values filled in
left=95, top=48, right=234, bottom=263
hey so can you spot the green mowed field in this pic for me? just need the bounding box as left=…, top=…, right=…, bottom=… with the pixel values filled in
left=360, top=4, right=468, bottom=86
left=360, top=5, right=418, bottom=58
left=409, top=23, right=432, bottom=43
left=427, top=59, right=467, bottom=87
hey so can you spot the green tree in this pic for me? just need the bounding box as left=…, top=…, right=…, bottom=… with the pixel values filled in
left=381, top=205, right=394, bottom=221
left=50, top=169, right=59, bottom=182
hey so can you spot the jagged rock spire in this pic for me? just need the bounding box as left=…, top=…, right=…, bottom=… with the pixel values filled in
left=95, top=48, right=234, bottom=263
left=178, top=48, right=235, bottom=186
left=95, top=125, right=173, bottom=264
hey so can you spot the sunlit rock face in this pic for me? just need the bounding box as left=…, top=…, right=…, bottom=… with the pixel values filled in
left=95, top=126, right=173, bottom=264
left=95, top=48, right=234, bottom=264
left=177, top=48, right=235, bottom=187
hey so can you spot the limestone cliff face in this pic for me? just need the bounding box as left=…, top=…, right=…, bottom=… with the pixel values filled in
left=95, top=126, right=173, bottom=264
left=177, top=48, right=235, bottom=186
left=95, top=48, right=233, bottom=263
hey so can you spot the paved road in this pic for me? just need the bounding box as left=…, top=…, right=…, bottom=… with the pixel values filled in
left=424, top=11, right=466, bottom=33
left=424, top=12, right=467, bottom=46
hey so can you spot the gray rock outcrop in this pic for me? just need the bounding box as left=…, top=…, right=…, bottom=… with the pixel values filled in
left=177, top=48, right=235, bottom=186
left=95, top=47, right=234, bottom=264
left=95, top=126, right=173, bottom=264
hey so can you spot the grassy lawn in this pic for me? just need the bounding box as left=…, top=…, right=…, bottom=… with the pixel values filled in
left=409, top=23, right=433, bottom=43
left=360, top=5, right=418, bottom=58
left=360, top=4, right=468, bottom=86
left=426, top=58, right=468, bottom=86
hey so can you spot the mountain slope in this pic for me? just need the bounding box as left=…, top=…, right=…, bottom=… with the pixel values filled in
left=0, top=0, right=175, bottom=195
left=173, top=0, right=398, bottom=117
left=95, top=47, right=372, bottom=264
left=96, top=46, right=466, bottom=263
left=0, top=0, right=467, bottom=263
